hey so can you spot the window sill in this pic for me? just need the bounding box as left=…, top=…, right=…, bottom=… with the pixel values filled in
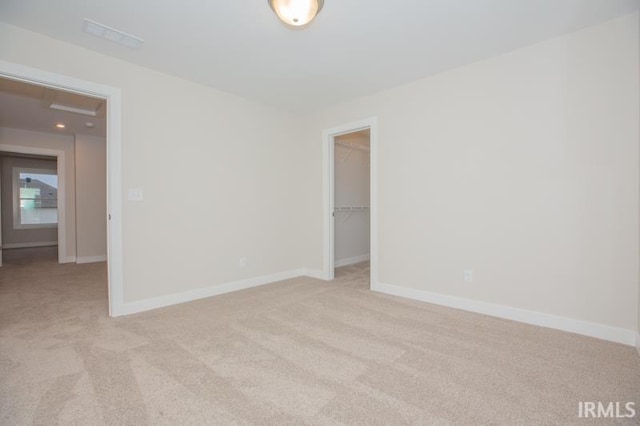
left=13, top=224, right=58, bottom=230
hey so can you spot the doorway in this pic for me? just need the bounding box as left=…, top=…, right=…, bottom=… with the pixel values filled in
left=323, top=117, right=378, bottom=287
left=0, top=145, right=67, bottom=263
left=0, top=152, right=60, bottom=265
left=334, top=130, right=370, bottom=283
left=0, top=60, right=123, bottom=317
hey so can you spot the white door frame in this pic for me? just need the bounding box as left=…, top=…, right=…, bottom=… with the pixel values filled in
left=0, top=145, right=67, bottom=261
left=0, top=60, right=124, bottom=317
left=322, top=117, right=378, bottom=286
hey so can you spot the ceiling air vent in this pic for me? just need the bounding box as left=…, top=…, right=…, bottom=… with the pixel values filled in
left=82, top=18, right=144, bottom=49
left=49, top=103, right=97, bottom=116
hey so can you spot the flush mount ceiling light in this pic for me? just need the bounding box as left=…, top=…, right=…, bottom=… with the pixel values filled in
left=55, top=123, right=66, bottom=129
left=268, top=0, right=324, bottom=27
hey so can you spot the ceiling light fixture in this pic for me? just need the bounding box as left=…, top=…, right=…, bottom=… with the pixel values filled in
left=268, top=0, right=324, bottom=27
left=55, top=123, right=66, bottom=129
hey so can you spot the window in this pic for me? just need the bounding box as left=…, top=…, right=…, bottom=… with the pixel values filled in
left=13, top=168, right=58, bottom=229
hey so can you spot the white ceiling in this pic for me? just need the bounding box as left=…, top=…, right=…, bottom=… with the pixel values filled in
left=0, top=0, right=638, bottom=112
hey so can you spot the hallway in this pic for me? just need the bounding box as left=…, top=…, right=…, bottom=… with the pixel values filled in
left=0, top=247, right=108, bottom=320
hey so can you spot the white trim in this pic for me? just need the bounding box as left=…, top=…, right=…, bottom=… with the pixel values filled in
left=304, top=269, right=325, bottom=280
left=76, top=255, right=107, bottom=264
left=61, top=255, right=76, bottom=264
left=636, top=333, right=640, bottom=356
left=3, top=241, right=57, bottom=249
left=322, top=126, right=334, bottom=280
left=0, top=144, right=67, bottom=264
left=120, top=269, right=307, bottom=316
left=0, top=60, right=124, bottom=318
left=322, top=117, right=378, bottom=285
left=335, top=254, right=370, bottom=268
left=372, top=281, right=637, bottom=346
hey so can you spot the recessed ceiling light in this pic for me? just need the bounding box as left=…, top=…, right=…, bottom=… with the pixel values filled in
left=82, top=18, right=144, bottom=49
left=56, top=123, right=66, bottom=129
left=85, top=122, right=95, bottom=128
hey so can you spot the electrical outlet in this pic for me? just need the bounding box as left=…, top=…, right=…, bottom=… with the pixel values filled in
left=464, top=269, right=473, bottom=283
left=239, top=257, right=248, bottom=268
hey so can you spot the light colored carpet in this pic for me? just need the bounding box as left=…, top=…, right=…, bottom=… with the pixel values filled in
left=1, top=247, right=639, bottom=425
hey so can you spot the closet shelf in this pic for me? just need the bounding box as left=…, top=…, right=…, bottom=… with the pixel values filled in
left=334, top=206, right=370, bottom=212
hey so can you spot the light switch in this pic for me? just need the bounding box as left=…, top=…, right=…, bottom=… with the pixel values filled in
left=128, top=188, right=143, bottom=201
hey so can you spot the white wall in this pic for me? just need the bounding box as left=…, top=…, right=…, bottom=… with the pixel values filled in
left=0, top=23, right=305, bottom=304
left=0, top=127, right=76, bottom=260
left=334, top=133, right=370, bottom=265
left=75, top=134, right=106, bottom=262
left=1, top=14, right=638, bottom=339
left=301, top=13, right=640, bottom=333
left=0, top=155, right=57, bottom=247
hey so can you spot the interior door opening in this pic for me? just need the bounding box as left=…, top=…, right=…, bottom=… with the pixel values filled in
left=0, top=74, right=109, bottom=314
left=323, top=117, right=378, bottom=288
left=0, top=152, right=59, bottom=265
left=0, top=60, right=124, bottom=316
left=333, top=130, right=371, bottom=284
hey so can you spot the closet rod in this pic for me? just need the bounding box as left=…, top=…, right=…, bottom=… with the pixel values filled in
left=334, top=206, right=370, bottom=212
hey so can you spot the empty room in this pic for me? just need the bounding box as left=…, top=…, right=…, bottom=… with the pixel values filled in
left=0, top=0, right=639, bottom=424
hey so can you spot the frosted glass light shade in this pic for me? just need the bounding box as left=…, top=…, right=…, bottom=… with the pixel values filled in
left=268, top=0, right=324, bottom=27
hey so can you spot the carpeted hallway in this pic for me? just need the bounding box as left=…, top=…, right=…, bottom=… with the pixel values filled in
left=1, top=248, right=639, bottom=425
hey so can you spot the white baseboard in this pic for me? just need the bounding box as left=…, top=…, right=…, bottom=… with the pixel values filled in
left=304, top=268, right=326, bottom=280
left=76, top=255, right=107, bottom=264
left=60, top=256, right=76, bottom=264
left=636, top=333, right=640, bottom=356
left=371, top=281, right=636, bottom=347
left=335, top=254, right=370, bottom=268
left=3, top=241, right=57, bottom=249
left=119, top=268, right=307, bottom=316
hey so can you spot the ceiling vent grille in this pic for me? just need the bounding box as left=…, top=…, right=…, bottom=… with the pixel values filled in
left=82, top=18, right=144, bottom=49
left=49, top=103, right=97, bottom=116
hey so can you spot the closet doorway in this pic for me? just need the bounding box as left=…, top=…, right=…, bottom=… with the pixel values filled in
left=333, top=130, right=370, bottom=283
left=323, top=117, right=378, bottom=288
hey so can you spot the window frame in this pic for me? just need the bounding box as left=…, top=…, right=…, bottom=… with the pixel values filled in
left=12, top=166, right=59, bottom=230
